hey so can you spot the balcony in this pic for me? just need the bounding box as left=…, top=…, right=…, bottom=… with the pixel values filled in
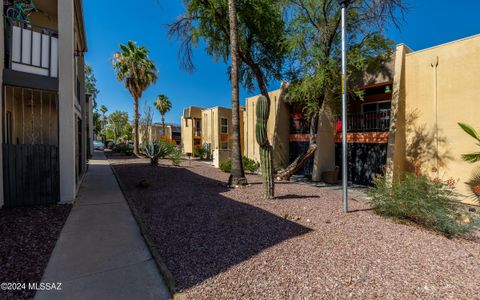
left=335, top=110, right=391, bottom=132
left=4, top=17, right=58, bottom=78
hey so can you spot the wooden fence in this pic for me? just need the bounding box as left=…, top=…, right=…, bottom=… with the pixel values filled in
left=3, top=144, right=59, bottom=207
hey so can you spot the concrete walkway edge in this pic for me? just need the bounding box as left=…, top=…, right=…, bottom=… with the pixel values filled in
left=110, top=158, right=186, bottom=300
left=35, top=152, right=171, bottom=300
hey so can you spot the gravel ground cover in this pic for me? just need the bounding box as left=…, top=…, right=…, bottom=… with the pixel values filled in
left=107, top=153, right=480, bottom=300
left=0, top=204, right=71, bottom=300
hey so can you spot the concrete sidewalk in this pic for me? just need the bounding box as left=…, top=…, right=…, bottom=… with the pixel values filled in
left=35, top=152, right=170, bottom=300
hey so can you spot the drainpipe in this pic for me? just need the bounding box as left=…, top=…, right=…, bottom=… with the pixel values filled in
left=431, top=56, right=439, bottom=170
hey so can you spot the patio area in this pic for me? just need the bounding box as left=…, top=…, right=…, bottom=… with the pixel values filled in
left=108, top=153, right=480, bottom=299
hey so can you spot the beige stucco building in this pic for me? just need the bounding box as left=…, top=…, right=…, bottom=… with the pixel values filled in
left=138, top=123, right=181, bottom=146
left=243, top=86, right=290, bottom=171
left=181, top=106, right=204, bottom=154
left=387, top=34, right=480, bottom=204
left=0, top=0, right=91, bottom=208
left=202, top=106, right=244, bottom=152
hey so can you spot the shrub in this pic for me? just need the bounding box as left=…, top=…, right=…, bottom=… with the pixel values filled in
left=143, top=140, right=176, bottom=166
left=113, top=143, right=130, bottom=154
left=368, top=173, right=478, bottom=236
left=157, top=140, right=176, bottom=159
left=219, top=159, right=232, bottom=173
left=220, top=157, right=260, bottom=173
left=169, top=149, right=182, bottom=166
left=193, top=144, right=211, bottom=160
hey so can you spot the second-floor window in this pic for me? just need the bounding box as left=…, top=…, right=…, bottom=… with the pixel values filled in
left=221, top=118, right=228, bottom=133
left=195, top=119, right=201, bottom=136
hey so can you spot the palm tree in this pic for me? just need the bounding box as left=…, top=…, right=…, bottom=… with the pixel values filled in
left=154, top=94, right=172, bottom=137
left=227, top=0, right=247, bottom=186
left=458, top=123, right=480, bottom=163
left=113, top=41, right=157, bottom=154
left=100, top=105, right=108, bottom=142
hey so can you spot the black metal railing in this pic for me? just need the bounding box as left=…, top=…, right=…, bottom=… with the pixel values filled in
left=335, top=110, right=391, bottom=132
left=4, top=17, right=58, bottom=78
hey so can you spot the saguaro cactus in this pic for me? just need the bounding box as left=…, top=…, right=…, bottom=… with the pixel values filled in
left=255, top=96, right=274, bottom=198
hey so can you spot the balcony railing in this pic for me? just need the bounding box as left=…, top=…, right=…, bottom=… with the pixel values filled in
left=5, top=17, right=58, bottom=78
left=335, top=110, right=391, bottom=132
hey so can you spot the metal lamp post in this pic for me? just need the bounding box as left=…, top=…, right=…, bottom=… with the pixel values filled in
left=339, top=0, right=349, bottom=213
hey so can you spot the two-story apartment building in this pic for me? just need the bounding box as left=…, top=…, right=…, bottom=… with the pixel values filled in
left=0, top=0, right=90, bottom=208
left=181, top=106, right=204, bottom=155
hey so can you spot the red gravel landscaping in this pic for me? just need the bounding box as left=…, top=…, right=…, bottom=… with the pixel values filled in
left=108, top=154, right=480, bottom=300
left=0, top=204, right=71, bottom=300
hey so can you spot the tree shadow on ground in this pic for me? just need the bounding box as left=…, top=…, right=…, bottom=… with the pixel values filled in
left=112, top=160, right=313, bottom=292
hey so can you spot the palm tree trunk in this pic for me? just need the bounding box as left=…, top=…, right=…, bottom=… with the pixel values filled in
left=228, top=0, right=247, bottom=186
left=133, top=96, right=139, bottom=155
left=162, top=115, right=166, bottom=138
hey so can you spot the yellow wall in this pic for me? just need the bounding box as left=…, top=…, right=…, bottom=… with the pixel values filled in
left=181, top=106, right=204, bottom=154
left=244, top=86, right=289, bottom=170
left=201, top=106, right=245, bottom=153
left=390, top=34, right=480, bottom=204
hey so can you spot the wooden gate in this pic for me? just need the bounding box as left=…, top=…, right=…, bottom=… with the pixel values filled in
left=3, top=144, right=59, bottom=207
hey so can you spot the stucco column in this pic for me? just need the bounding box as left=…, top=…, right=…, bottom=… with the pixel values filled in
left=77, top=54, right=88, bottom=171
left=385, top=44, right=411, bottom=182
left=88, top=94, right=94, bottom=156
left=58, top=0, right=76, bottom=203
left=0, top=3, right=4, bottom=208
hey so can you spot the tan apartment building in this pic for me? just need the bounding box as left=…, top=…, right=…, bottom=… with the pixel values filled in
left=244, top=86, right=290, bottom=171
left=202, top=106, right=245, bottom=167
left=242, top=34, right=480, bottom=205
left=201, top=106, right=245, bottom=152
left=387, top=34, right=480, bottom=204
left=138, top=123, right=181, bottom=146
left=0, top=0, right=91, bottom=208
left=181, top=106, right=204, bottom=154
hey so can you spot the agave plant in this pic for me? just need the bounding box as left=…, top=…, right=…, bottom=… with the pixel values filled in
left=144, top=142, right=162, bottom=166
left=143, top=141, right=176, bottom=166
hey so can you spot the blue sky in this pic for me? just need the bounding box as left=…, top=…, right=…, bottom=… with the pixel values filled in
left=84, top=0, right=480, bottom=125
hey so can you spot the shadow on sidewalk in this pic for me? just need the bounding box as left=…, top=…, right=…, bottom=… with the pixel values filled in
left=111, top=158, right=312, bottom=292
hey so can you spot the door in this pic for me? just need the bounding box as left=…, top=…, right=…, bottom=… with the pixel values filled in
left=2, top=86, right=59, bottom=207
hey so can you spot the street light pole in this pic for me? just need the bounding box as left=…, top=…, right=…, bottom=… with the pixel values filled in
left=339, top=0, right=349, bottom=213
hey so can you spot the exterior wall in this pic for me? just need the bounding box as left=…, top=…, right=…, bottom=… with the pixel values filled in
left=312, top=110, right=336, bottom=181
left=58, top=0, right=76, bottom=203
left=201, top=106, right=245, bottom=166
left=181, top=106, right=203, bottom=154
left=244, top=86, right=289, bottom=170
left=389, top=35, right=480, bottom=204
left=201, top=107, right=244, bottom=152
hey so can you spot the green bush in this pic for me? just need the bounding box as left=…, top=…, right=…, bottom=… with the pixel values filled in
left=220, top=157, right=260, bottom=173
left=368, top=173, right=478, bottom=236
left=113, top=143, right=130, bottom=154
left=219, top=159, right=232, bottom=173
left=169, top=149, right=182, bottom=166
left=194, top=144, right=211, bottom=160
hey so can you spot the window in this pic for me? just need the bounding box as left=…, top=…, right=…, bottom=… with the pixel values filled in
left=221, top=118, right=228, bottom=133
left=194, top=119, right=201, bottom=136
left=362, top=101, right=391, bottom=114
left=220, top=142, right=229, bottom=150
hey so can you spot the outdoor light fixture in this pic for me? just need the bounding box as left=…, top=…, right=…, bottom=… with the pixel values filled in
left=385, top=85, right=392, bottom=94
left=339, top=0, right=350, bottom=213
